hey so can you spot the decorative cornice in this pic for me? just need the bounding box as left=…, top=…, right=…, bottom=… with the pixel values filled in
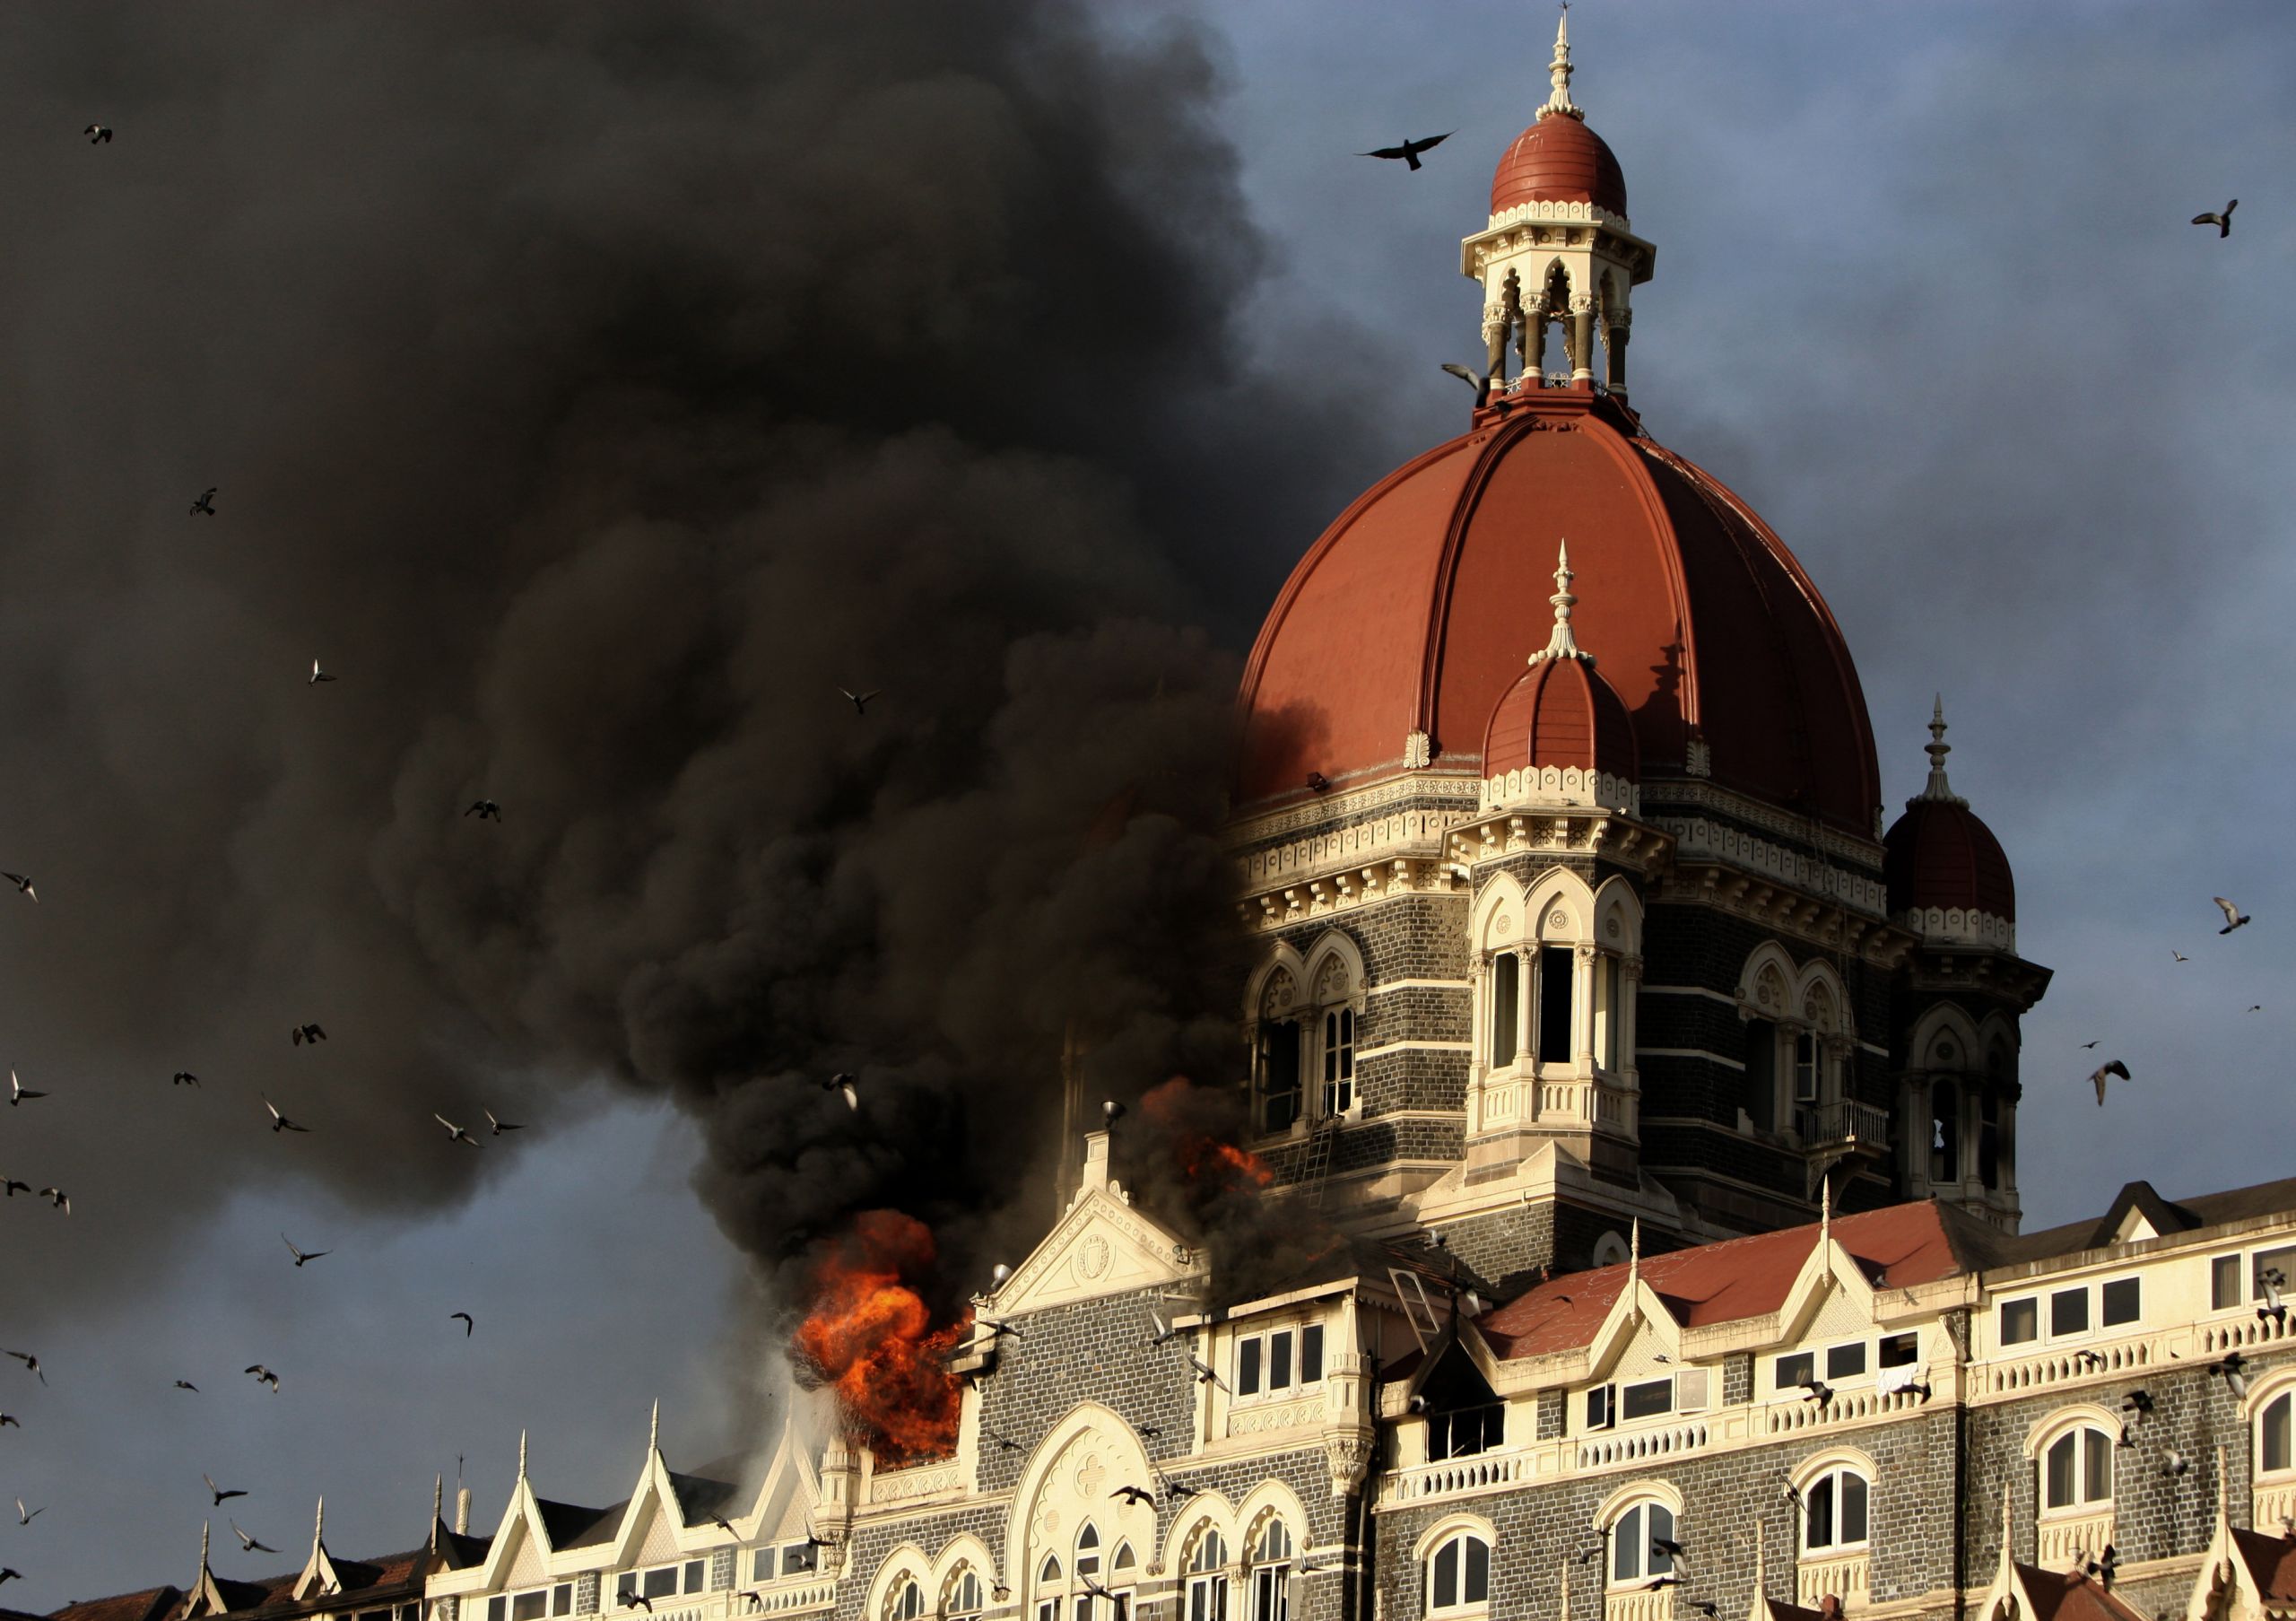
left=1894, top=906, right=2017, bottom=952
left=1654, top=816, right=1888, bottom=919
left=1641, top=779, right=1886, bottom=867
left=1481, top=763, right=1638, bottom=816
left=1224, top=772, right=1481, bottom=850
left=1240, top=858, right=1467, bottom=932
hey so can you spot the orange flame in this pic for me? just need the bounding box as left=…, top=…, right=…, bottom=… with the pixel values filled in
left=793, top=1211, right=967, bottom=1464
left=1144, top=1076, right=1274, bottom=1190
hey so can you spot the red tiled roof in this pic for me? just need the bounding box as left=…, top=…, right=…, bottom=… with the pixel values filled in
left=1477, top=1201, right=1979, bottom=1359
left=1884, top=797, right=2015, bottom=920
left=46, top=1590, right=181, bottom=1621
left=1490, top=114, right=1628, bottom=216
left=2231, top=1529, right=2296, bottom=1605
left=2014, top=1567, right=2148, bottom=1621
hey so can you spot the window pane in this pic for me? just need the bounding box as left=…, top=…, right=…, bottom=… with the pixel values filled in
left=1931, top=1081, right=1959, bottom=1181
left=1261, top=1023, right=1300, bottom=1133
left=1622, top=1378, right=1672, bottom=1419
left=1807, top=1476, right=1835, bottom=1549
left=2051, top=1288, right=2091, bottom=1337
left=2046, top=1434, right=2075, bottom=1507
left=2266, top=1395, right=2292, bottom=1473
left=1114, top=1546, right=1136, bottom=1573
left=1269, top=1331, right=1293, bottom=1391
left=1839, top=1473, right=1869, bottom=1543
left=786, top=1543, right=818, bottom=1574
left=1238, top=1338, right=1262, bottom=1397
left=687, top=1561, right=707, bottom=1595
left=2083, top=1427, right=2111, bottom=1502
left=2215, top=1254, right=2246, bottom=1310
left=2256, top=1248, right=2296, bottom=1301
left=1435, top=1540, right=1460, bottom=1608
left=2100, top=1278, right=2140, bottom=1327
left=489, top=1599, right=508, bottom=1621
left=1300, top=1324, right=1325, bottom=1383
left=1464, top=1538, right=1489, bottom=1605
left=1826, top=1342, right=1867, bottom=1380
left=645, top=1570, right=679, bottom=1599
left=1879, top=1332, right=1918, bottom=1368
left=1795, top=1032, right=1819, bottom=1103
left=1586, top=1384, right=1613, bottom=1430
left=1492, top=954, right=1520, bottom=1067
left=1537, top=947, right=1574, bottom=1064
left=513, top=1595, right=548, bottom=1621
left=1776, top=1352, right=1814, bottom=1390
left=2001, top=1299, right=2038, bottom=1346
left=1647, top=1505, right=1673, bottom=1574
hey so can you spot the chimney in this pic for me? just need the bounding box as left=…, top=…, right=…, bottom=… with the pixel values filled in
left=1080, top=1129, right=1112, bottom=1194
left=456, top=1486, right=471, bottom=1535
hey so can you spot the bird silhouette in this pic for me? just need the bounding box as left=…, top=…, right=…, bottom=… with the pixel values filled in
left=451, top=1312, right=474, bottom=1337
left=37, top=1188, right=67, bottom=1214
left=4, top=1352, right=43, bottom=1386
left=291, top=1024, right=326, bottom=1045
left=1359, top=131, right=1453, bottom=170
left=1440, top=362, right=1495, bottom=407
left=433, top=1114, right=482, bottom=1148
left=2080, top=1041, right=2100, bottom=1050
left=14, top=1499, right=41, bottom=1525
left=2088, top=1059, right=2131, bottom=1106
left=2192, top=200, right=2237, bottom=238
left=282, top=1234, right=329, bottom=1268
left=465, top=800, right=501, bottom=821
left=1797, top=1379, right=1834, bottom=1408
left=1188, top=1356, right=1230, bottom=1391
left=2172, top=950, right=2189, bottom=963
left=822, top=1074, right=859, bottom=1111
left=0, top=1416, right=14, bottom=1429
left=84, top=124, right=112, bottom=144
left=1111, top=1485, right=1156, bottom=1507
left=2211, top=1349, right=2250, bottom=1399
left=839, top=687, right=880, bottom=716
left=0, top=874, right=34, bottom=903
left=309, top=658, right=335, bottom=684
left=9, top=1071, right=46, bottom=1106
left=484, top=1109, right=523, bottom=1135
left=189, top=487, right=216, bottom=516
left=2216, top=897, right=2252, bottom=934
left=230, top=1520, right=277, bottom=1554
left=245, top=1364, right=281, bottom=1392
left=204, top=1475, right=245, bottom=1505
left=174, top=1380, right=197, bottom=1392
left=173, top=1071, right=199, bottom=1086
left=1305, top=771, right=1332, bottom=793
left=262, top=1096, right=310, bottom=1134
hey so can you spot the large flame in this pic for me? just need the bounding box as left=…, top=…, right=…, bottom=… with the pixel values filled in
left=794, top=1210, right=967, bottom=1463
left=1144, top=1076, right=1274, bottom=1191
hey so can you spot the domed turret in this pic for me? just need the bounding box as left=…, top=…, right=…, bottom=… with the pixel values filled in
left=1489, top=13, right=1627, bottom=217
left=1883, top=699, right=2016, bottom=946
left=1482, top=541, right=1639, bottom=810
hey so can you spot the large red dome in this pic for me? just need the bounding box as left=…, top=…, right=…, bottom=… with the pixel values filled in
left=1235, top=390, right=1881, bottom=832
left=1490, top=114, right=1627, bottom=216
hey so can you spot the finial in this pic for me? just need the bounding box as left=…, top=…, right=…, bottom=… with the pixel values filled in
left=517, top=1428, right=528, bottom=1483
left=1998, top=1490, right=2015, bottom=1585
left=1559, top=1553, right=1570, bottom=1621
left=1916, top=695, right=1968, bottom=806
left=432, top=1475, right=444, bottom=1554
left=1530, top=540, right=1594, bottom=666
left=1821, top=1175, right=1832, bottom=1244
left=1628, top=1216, right=1640, bottom=1288
left=1544, top=6, right=1583, bottom=120
left=650, top=1397, right=661, bottom=1453
left=314, top=1494, right=325, bottom=1546
left=200, top=1518, right=212, bottom=1568
left=2218, top=1443, right=2231, bottom=1528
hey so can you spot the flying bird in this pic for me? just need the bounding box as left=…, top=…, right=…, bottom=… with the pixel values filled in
left=2250, top=1006, right=2265, bottom=1014
left=0, top=1180, right=24, bottom=1198
left=262, top=1095, right=310, bottom=1134
left=173, top=1071, right=199, bottom=1086
left=484, top=1109, right=523, bottom=1135
left=2216, top=897, right=2252, bottom=934
left=1440, top=362, right=1494, bottom=406
left=204, top=1475, right=245, bottom=1505
left=0, top=874, right=34, bottom=903
left=1112, top=1485, right=1156, bottom=1507
left=2122, top=1390, right=2154, bottom=1419
left=1644, top=1575, right=1680, bottom=1593
left=84, top=124, right=112, bottom=144
left=1652, top=1538, right=1688, bottom=1566
left=0, top=1569, right=19, bottom=1586
left=1797, top=1378, right=1833, bottom=1409
left=1359, top=131, right=1453, bottom=170
left=281, top=1233, right=328, bottom=1268
left=2192, top=200, right=2237, bottom=238
left=4, top=1352, right=44, bottom=1385
left=465, top=800, right=501, bottom=821
left=174, top=1381, right=197, bottom=1392
left=308, top=658, right=335, bottom=684
left=433, top=1113, right=482, bottom=1147
left=2080, top=1041, right=2100, bottom=1050
left=2087, top=1059, right=2131, bottom=1106
left=2162, top=1448, right=2192, bottom=1477
left=2172, top=950, right=2188, bottom=963
left=1188, top=1356, right=1230, bottom=1392
left=291, top=1024, right=326, bottom=1045
left=2213, top=1349, right=2251, bottom=1399
left=189, top=487, right=216, bottom=516
left=230, top=1520, right=277, bottom=1554
left=37, top=1188, right=67, bottom=1214
left=14, top=1500, right=40, bottom=1525
left=985, top=1428, right=1023, bottom=1452
left=0, top=1416, right=16, bottom=1429
left=623, top=1595, right=653, bottom=1615
left=1691, top=1605, right=1719, bottom=1619
left=822, top=1073, right=858, bottom=1111
left=245, top=1364, right=280, bottom=1392
left=839, top=687, right=880, bottom=716
left=9, top=1071, right=45, bottom=1105
left=1147, top=1308, right=1182, bottom=1347
left=451, top=1312, right=474, bottom=1337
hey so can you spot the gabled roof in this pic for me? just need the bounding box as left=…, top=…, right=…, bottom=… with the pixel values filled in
left=668, top=1470, right=743, bottom=1529
left=535, top=1495, right=622, bottom=1551
left=2005, top=1173, right=2296, bottom=1272
left=46, top=1590, right=182, bottom=1621
left=2228, top=1529, right=2296, bottom=1613
left=2011, top=1567, right=2148, bottom=1621
left=1475, top=1200, right=1990, bottom=1360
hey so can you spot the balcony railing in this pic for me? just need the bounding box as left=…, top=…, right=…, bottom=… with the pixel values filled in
left=1795, top=1099, right=1891, bottom=1155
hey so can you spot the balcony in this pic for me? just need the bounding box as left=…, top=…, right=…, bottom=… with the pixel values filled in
left=1795, top=1099, right=1891, bottom=1156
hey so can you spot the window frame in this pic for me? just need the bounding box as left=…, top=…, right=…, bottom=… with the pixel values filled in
left=2261, top=1390, right=2294, bottom=1478
left=1799, top=1466, right=1872, bottom=1554
left=1234, top=1321, right=1327, bottom=1401
left=2039, top=1425, right=2114, bottom=1513
left=1606, top=1501, right=1675, bottom=1588
left=1424, top=1529, right=1492, bottom=1616
left=1185, top=1530, right=1231, bottom=1621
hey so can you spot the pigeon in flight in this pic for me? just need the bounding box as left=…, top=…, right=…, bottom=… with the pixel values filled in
left=2192, top=200, right=2237, bottom=238
left=1797, top=1379, right=1834, bottom=1409
left=1644, top=1576, right=1681, bottom=1593
left=2172, top=949, right=2189, bottom=963
left=0, top=1179, right=23, bottom=1199
left=4, top=1352, right=44, bottom=1386
left=1652, top=1538, right=1689, bottom=1566
left=0, top=1415, right=15, bottom=1428
left=2250, top=1005, right=2265, bottom=1014
left=623, top=1595, right=654, bottom=1615
left=14, top=1499, right=40, bottom=1525
left=245, top=1364, right=280, bottom=1392
left=84, top=124, right=112, bottom=144
left=7, top=1072, right=43, bottom=1106
left=2088, top=1059, right=2131, bottom=1106
left=281, top=1233, right=328, bottom=1268
left=985, top=1428, right=1024, bottom=1452
left=1360, top=131, right=1453, bottom=170
left=37, top=1188, right=67, bottom=1214
left=175, top=1380, right=198, bottom=1392
left=465, top=800, right=501, bottom=821
left=2211, top=1349, right=2250, bottom=1399
left=2216, top=897, right=2252, bottom=934
left=309, top=658, right=335, bottom=685
left=822, top=1073, right=858, bottom=1111
left=204, top=1475, right=245, bottom=1504
left=0, top=1568, right=18, bottom=1586
left=291, top=1024, right=326, bottom=1045
left=262, top=1095, right=310, bottom=1134
left=1440, top=362, right=1494, bottom=407
left=839, top=687, right=880, bottom=716
left=2162, top=1448, right=2193, bottom=1477
left=451, top=1312, right=474, bottom=1337
left=0, top=874, right=33, bottom=903
left=434, top=1113, right=482, bottom=1148
left=1188, top=1356, right=1230, bottom=1392
left=1146, top=1308, right=1181, bottom=1347
left=173, top=1071, right=199, bottom=1086
left=484, top=1109, right=522, bottom=1135
left=189, top=487, right=216, bottom=516
left=230, top=1520, right=277, bottom=1554
left=2080, top=1041, right=2100, bottom=1050
left=1111, top=1485, right=1156, bottom=1506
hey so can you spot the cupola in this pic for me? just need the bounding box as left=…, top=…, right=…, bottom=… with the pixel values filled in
left=1883, top=699, right=2016, bottom=947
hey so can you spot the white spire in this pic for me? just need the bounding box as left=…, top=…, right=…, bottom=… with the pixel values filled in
left=517, top=1428, right=528, bottom=1483
left=650, top=1397, right=661, bottom=1454
left=1529, top=540, right=1595, bottom=666
left=1916, top=694, right=1968, bottom=806
left=1820, top=1174, right=1832, bottom=1245
left=1544, top=5, right=1583, bottom=121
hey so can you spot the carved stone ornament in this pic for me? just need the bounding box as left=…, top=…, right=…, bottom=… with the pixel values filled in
left=1403, top=730, right=1434, bottom=769
left=1322, top=1427, right=1375, bottom=1498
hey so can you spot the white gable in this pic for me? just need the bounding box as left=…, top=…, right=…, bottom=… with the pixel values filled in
left=995, top=1181, right=1199, bottom=1317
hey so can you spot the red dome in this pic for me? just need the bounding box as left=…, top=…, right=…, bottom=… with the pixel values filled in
left=1484, top=654, right=1639, bottom=783
left=1883, top=799, right=2015, bottom=922
left=1490, top=114, right=1627, bottom=217
left=1234, top=390, right=1880, bottom=831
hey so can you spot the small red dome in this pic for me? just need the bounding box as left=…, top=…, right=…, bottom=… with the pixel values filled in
left=1490, top=114, right=1627, bottom=217
left=1484, top=655, right=1639, bottom=782
left=1884, top=800, right=2015, bottom=922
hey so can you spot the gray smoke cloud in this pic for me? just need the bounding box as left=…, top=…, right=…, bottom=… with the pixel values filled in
left=0, top=0, right=1380, bottom=1347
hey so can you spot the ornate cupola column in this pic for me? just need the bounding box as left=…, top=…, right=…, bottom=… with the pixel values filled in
left=1463, top=9, right=1654, bottom=397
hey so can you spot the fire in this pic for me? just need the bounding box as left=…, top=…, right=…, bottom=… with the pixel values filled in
left=1144, top=1076, right=1274, bottom=1190
left=794, top=1210, right=967, bottom=1464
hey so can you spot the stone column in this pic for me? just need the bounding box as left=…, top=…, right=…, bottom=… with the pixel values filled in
left=1570, top=295, right=1596, bottom=386
left=1603, top=309, right=1631, bottom=392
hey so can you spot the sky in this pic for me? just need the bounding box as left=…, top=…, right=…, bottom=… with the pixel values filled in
left=3, top=0, right=2295, bottom=1606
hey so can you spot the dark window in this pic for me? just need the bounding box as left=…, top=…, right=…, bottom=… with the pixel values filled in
left=1775, top=1352, right=1813, bottom=1390
left=2050, top=1288, right=2091, bottom=1337
left=686, top=1561, right=707, bottom=1595
left=1491, top=953, right=1521, bottom=1067
left=1536, top=947, right=1574, bottom=1063
left=643, top=1570, right=679, bottom=1601
left=1622, top=1378, right=1673, bottom=1420
left=1323, top=1008, right=1354, bottom=1115
left=1598, top=955, right=1623, bottom=1068
left=1931, top=1081, right=1960, bottom=1182
left=554, top=1587, right=574, bottom=1619
left=1794, top=1032, right=1821, bottom=1103
left=1464, top=1538, right=1491, bottom=1605
left=1586, top=1383, right=1614, bottom=1430
left=1744, top=1019, right=1777, bottom=1131
left=513, top=1595, right=548, bottom=1621
left=1238, top=1337, right=1263, bottom=1397
left=1429, top=1404, right=1503, bottom=1460
left=784, top=1543, right=819, bottom=1575
left=2265, top=1393, right=2292, bottom=1474
left=489, top=1599, right=508, bottom=1621
left=1826, top=1342, right=1866, bottom=1381
left=1300, top=1323, right=1325, bottom=1383
left=756, top=1550, right=776, bottom=1582
left=1428, top=1532, right=1490, bottom=1612
left=1806, top=1470, right=1871, bottom=1548
left=2084, top=1427, right=2111, bottom=1500
left=1879, top=1332, right=1919, bottom=1369
left=2101, top=1278, right=2141, bottom=1327
left=1268, top=1329, right=1294, bottom=1391
left=1259, top=1022, right=1300, bottom=1134
left=2001, top=1298, right=2038, bottom=1345
left=2214, top=1254, right=2246, bottom=1310
left=1979, top=1089, right=2003, bottom=1190
left=1806, top=1475, right=1835, bottom=1549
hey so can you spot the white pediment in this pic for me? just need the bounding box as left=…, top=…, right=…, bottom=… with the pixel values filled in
left=993, top=1182, right=1201, bottom=1318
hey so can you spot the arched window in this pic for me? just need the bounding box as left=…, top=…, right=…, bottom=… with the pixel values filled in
left=1609, top=1500, right=1674, bottom=1586
left=1256, top=970, right=1302, bottom=1135
left=1249, top=1521, right=1292, bottom=1621
left=1036, top=1556, right=1064, bottom=1621
left=1074, top=1526, right=1105, bottom=1621
left=948, top=1573, right=986, bottom=1621
left=1802, top=1467, right=1871, bottom=1551
left=890, top=1582, right=926, bottom=1621
left=1426, top=1530, right=1491, bottom=1616
left=2042, top=1425, right=2113, bottom=1512
left=1187, top=1532, right=1230, bottom=1621
left=1322, top=1006, right=1354, bottom=1116
left=2261, top=1392, right=2293, bottom=1477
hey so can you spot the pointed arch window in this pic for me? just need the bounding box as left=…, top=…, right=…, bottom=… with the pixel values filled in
left=1250, top=1521, right=1293, bottom=1621
left=1187, top=1532, right=1231, bottom=1621
left=1255, top=970, right=1302, bottom=1135
left=889, top=1582, right=926, bottom=1621
left=948, top=1573, right=986, bottom=1621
